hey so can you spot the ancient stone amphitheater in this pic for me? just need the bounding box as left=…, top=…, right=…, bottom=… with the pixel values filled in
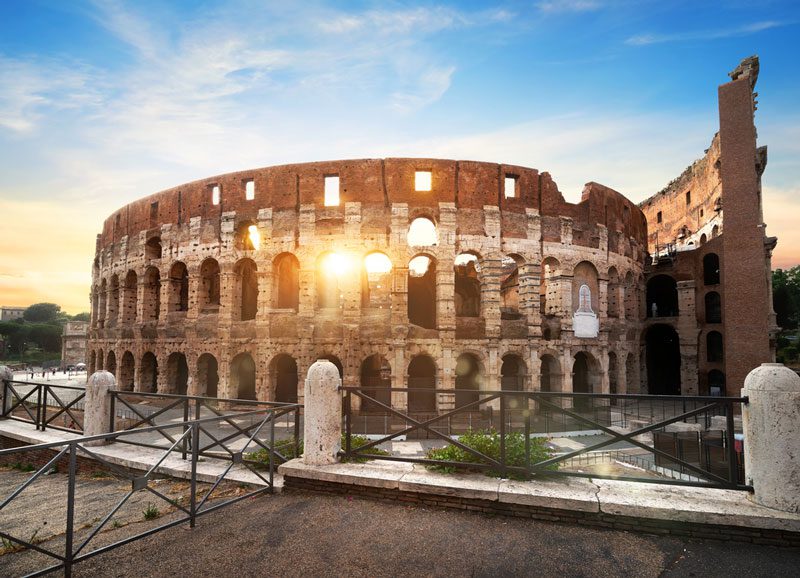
left=87, top=158, right=648, bottom=409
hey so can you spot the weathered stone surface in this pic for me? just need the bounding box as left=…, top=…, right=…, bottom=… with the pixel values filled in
left=84, top=370, right=116, bottom=446
left=303, top=360, right=341, bottom=465
left=743, top=363, right=800, bottom=513
left=498, top=477, right=600, bottom=512
left=0, top=365, right=12, bottom=414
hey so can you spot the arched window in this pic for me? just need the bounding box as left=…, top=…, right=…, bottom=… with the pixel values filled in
left=145, top=236, right=162, bottom=260
left=408, top=355, right=436, bottom=412
left=273, top=253, right=300, bottom=310
left=646, top=275, right=678, bottom=318
left=454, top=253, right=481, bottom=317
left=168, top=262, right=189, bottom=313
left=235, top=259, right=259, bottom=321
left=200, top=259, right=221, bottom=310
left=197, top=354, right=219, bottom=398
left=407, top=217, right=437, bottom=247
left=707, top=331, right=723, bottom=362
left=572, top=261, right=599, bottom=313
left=166, top=352, right=189, bottom=395
left=703, top=253, right=720, bottom=285
left=362, top=252, right=392, bottom=309
left=236, top=222, right=260, bottom=251
left=607, top=267, right=620, bottom=318
left=119, top=351, right=135, bottom=391
left=540, top=257, right=560, bottom=315
left=142, top=266, right=161, bottom=321
left=107, top=275, right=119, bottom=326
left=705, top=292, right=722, bottom=323
left=455, top=353, right=482, bottom=408
left=711, top=224, right=719, bottom=238
left=139, top=352, right=158, bottom=393
left=271, top=355, right=298, bottom=403
left=360, top=354, right=391, bottom=411
left=97, top=279, right=107, bottom=328
left=408, top=255, right=436, bottom=329
left=500, top=255, right=522, bottom=320
left=122, top=271, right=138, bottom=324
left=231, top=352, right=256, bottom=400
left=106, top=350, right=116, bottom=376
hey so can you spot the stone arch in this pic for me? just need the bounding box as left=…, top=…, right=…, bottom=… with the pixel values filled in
left=703, top=253, right=720, bottom=285
left=500, top=353, right=526, bottom=391
left=166, top=352, right=189, bottom=395
left=607, top=266, right=620, bottom=318
left=234, top=258, right=259, bottom=321
left=572, top=261, right=599, bottom=314
left=97, top=348, right=104, bottom=371
left=360, top=354, right=391, bottom=411
left=700, top=233, right=707, bottom=245
left=361, top=251, right=393, bottom=309
left=235, top=221, right=260, bottom=251
left=711, top=224, right=719, bottom=238
left=407, top=217, right=438, bottom=247
left=123, top=270, right=138, bottom=324
left=645, top=324, right=681, bottom=395
left=98, top=278, right=107, bottom=327
left=270, top=354, right=298, bottom=403
left=119, top=351, right=135, bottom=391
left=539, top=353, right=561, bottom=393
left=230, top=352, right=256, bottom=400
left=407, top=355, right=436, bottom=412
left=707, top=331, right=723, bottom=362
left=540, top=257, right=561, bottom=315
left=408, top=254, right=437, bottom=329
left=454, top=252, right=481, bottom=318
left=168, top=261, right=190, bottom=313
left=705, top=291, right=722, bottom=323
left=500, top=254, right=523, bottom=320
left=646, top=275, right=678, bottom=318
left=142, top=266, right=161, bottom=321
left=145, top=236, right=162, bottom=260
left=108, top=274, right=120, bottom=325
left=199, top=258, right=221, bottom=310
left=106, top=350, right=116, bottom=376
left=316, top=252, right=341, bottom=310
left=624, top=271, right=637, bottom=319
left=273, top=253, right=300, bottom=310
left=455, top=352, right=483, bottom=408
left=140, top=352, right=158, bottom=393
left=318, top=354, right=344, bottom=380
left=197, top=353, right=219, bottom=398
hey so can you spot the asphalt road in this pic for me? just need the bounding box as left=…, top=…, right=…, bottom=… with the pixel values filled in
left=39, top=490, right=800, bottom=578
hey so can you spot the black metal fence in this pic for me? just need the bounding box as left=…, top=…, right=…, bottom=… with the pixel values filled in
left=0, top=405, right=297, bottom=577
left=1, top=380, right=86, bottom=433
left=341, top=387, right=748, bottom=490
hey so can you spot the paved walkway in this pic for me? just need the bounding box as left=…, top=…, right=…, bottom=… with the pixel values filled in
left=27, top=490, right=800, bottom=578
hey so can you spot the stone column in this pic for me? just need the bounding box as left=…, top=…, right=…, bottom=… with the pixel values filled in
left=742, top=363, right=800, bottom=513
left=304, top=359, right=342, bottom=465
left=84, top=371, right=116, bottom=446
left=0, top=365, right=13, bottom=415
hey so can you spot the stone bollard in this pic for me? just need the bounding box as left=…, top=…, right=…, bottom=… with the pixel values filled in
left=0, top=365, right=13, bottom=415
left=303, top=359, right=342, bottom=465
left=84, top=371, right=116, bottom=447
left=742, top=363, right=800, bottom=513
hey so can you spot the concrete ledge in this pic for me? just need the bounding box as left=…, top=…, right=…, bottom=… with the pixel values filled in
left=499, top=477, right=600, bottom=513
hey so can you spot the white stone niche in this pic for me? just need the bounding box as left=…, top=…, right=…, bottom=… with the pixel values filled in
left=573, top=284, right=599, bottom=338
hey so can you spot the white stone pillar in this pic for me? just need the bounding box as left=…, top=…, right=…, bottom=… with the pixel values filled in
left=84, top=370, right=116, bottom=446
left=303, top=359, right=341, bottom=465
left=0, top=365, right=13, bottom=415
left=742, top=363, right=800, bottom=513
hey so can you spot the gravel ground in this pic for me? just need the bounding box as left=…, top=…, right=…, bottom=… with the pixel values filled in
left=3, top=489, right=797, bottom=578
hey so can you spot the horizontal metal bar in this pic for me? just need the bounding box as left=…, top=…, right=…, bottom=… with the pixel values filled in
left=111, top=390, right=301, bottom=407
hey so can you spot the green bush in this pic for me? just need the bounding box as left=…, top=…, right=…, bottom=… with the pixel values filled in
left=245, top=435, right=389, bottom=467
left=426, top=429, right=557, bottom=479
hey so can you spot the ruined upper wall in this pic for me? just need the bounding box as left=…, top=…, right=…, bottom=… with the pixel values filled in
left=98, top=158, right=647, bottom=250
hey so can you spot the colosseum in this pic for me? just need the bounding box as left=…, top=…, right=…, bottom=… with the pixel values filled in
left=87, top=56, right=777, bottom=408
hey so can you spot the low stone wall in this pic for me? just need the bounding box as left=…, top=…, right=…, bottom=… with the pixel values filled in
left=0, top=434, right=114, bottom=476
left=283, top=474, right=800, bottom=547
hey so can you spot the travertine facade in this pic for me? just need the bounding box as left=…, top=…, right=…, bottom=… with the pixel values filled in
left=87, top=56, right=775, bottom=402
left=61, top=321, right=88, bottom=367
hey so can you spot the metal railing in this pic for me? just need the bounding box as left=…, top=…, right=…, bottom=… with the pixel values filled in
left=0, top=406, right=295, bottom=577
left=1, top=380, right=86, bottom=433
left=341, top=387, right=749, bottom=490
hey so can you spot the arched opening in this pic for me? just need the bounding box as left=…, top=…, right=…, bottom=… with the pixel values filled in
left=703, top=253, right=720, bottom=285
left=91, top=286, right=100, bottom=328
left=407, top=217, right=438, bottom=247
left=316, top=253, right=341, bottom=310
left=455, top=353, right=482, bottom=408
left=236, top=222, right=260, bottom=251
left=408, top=255, right=437, bottom=329
left=500, top=255, right=523, bottom=320
left=540, top=354, right=561, bottom=393
left=572, top=352, right=594, bottom=409
left=145, top=236, right=162, bottom=260
left=273, top=253, right=300, bottom=310
left=97, top=279, right=107, bottom=328
left=88, top=350, right=96, bottom=375
left=607, top=267, right=620, bottom=318
left=625, top=353, right=637, bottom=394
left=572, top=261, right=599, bottom=314
left=454, top=253, right=481, bottom=317
left=197, top=354, right=219, bottom=398
left=143, top=266, right=161, bottom=321
left=408, top=355, right=436, bottom=413
left=140, top=352, right=158, bottom=393
left=271, top=354, right=298, bottom=403
left=501, top=354, right=526, bottom=391
left=106, top=350, right=117, bottom=376
left=166, top=352, right=189, bottom=395
left=119, top=351, right=135, bottom=391
left=705, top=292, right=722, bottom=323
left=624, top=271, right=637, bottom=320
left=708, top=370, right=726, bottom=396
left=168, top=262, right=189, bottom=313
left=235, top=258, right=259, bottom=321
left=360, top=354, right=391, bottom=411
left=123, top=271, right=138, bottom=324
left=645, top=324, right=681, bottom=395
left=608, top=352, right=618, bottom=403
left=707, top=331, right=723, bottom=362
left=700, top=233, right=707, bottom=245
left=361, top=252, right=393, bottom=309
left=711, top=224, right=719, bottom=238
left=199, top=258, right=221, bottom=311
left=231, top=352, right=256, bottom=400
left=318, top=354, right=344, bottom=380
left=107, top=275, right=119, bottom=326
left=646, top=275, right=678, bottom=318
left=97, top=349, right=104, bottom=370
left=540, top=257, right=560, bottom=315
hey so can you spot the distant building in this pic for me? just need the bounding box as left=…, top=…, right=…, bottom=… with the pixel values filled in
left=61, top=321, right=88, bottom=367
left=1, top=307, right=26, bottom=322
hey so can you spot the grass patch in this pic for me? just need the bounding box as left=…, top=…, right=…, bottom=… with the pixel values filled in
left=142, top=503, right=160, bottom=521
left=245, top=435, right=389, bottom=467
left=426, top=429, right=557, bottom=479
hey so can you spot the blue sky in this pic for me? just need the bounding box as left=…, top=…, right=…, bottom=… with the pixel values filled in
left=1, top=0, right=798, bottom=312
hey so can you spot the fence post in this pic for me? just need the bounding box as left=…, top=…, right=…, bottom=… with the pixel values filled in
left=84, top=371, right=117, bottom=446
left=742, top=363, right=800, bottom=513
left=303, top=359, right=342, bottom=465
left=0, top=365, right=12, bottom=417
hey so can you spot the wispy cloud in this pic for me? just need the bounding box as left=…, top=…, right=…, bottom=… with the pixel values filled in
left=536, top=0, right=601, bottom=14
left=626, top=20, right=784, bottom=46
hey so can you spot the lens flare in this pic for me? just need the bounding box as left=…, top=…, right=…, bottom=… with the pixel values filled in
left=247, top=225, right=260, bottom=250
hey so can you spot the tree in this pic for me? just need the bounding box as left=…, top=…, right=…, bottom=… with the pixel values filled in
left=22, top=303, right=63, bottom=323
left=773, top=266, right=800, bottom=330
left=71, top=312, right=90, bottom=322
